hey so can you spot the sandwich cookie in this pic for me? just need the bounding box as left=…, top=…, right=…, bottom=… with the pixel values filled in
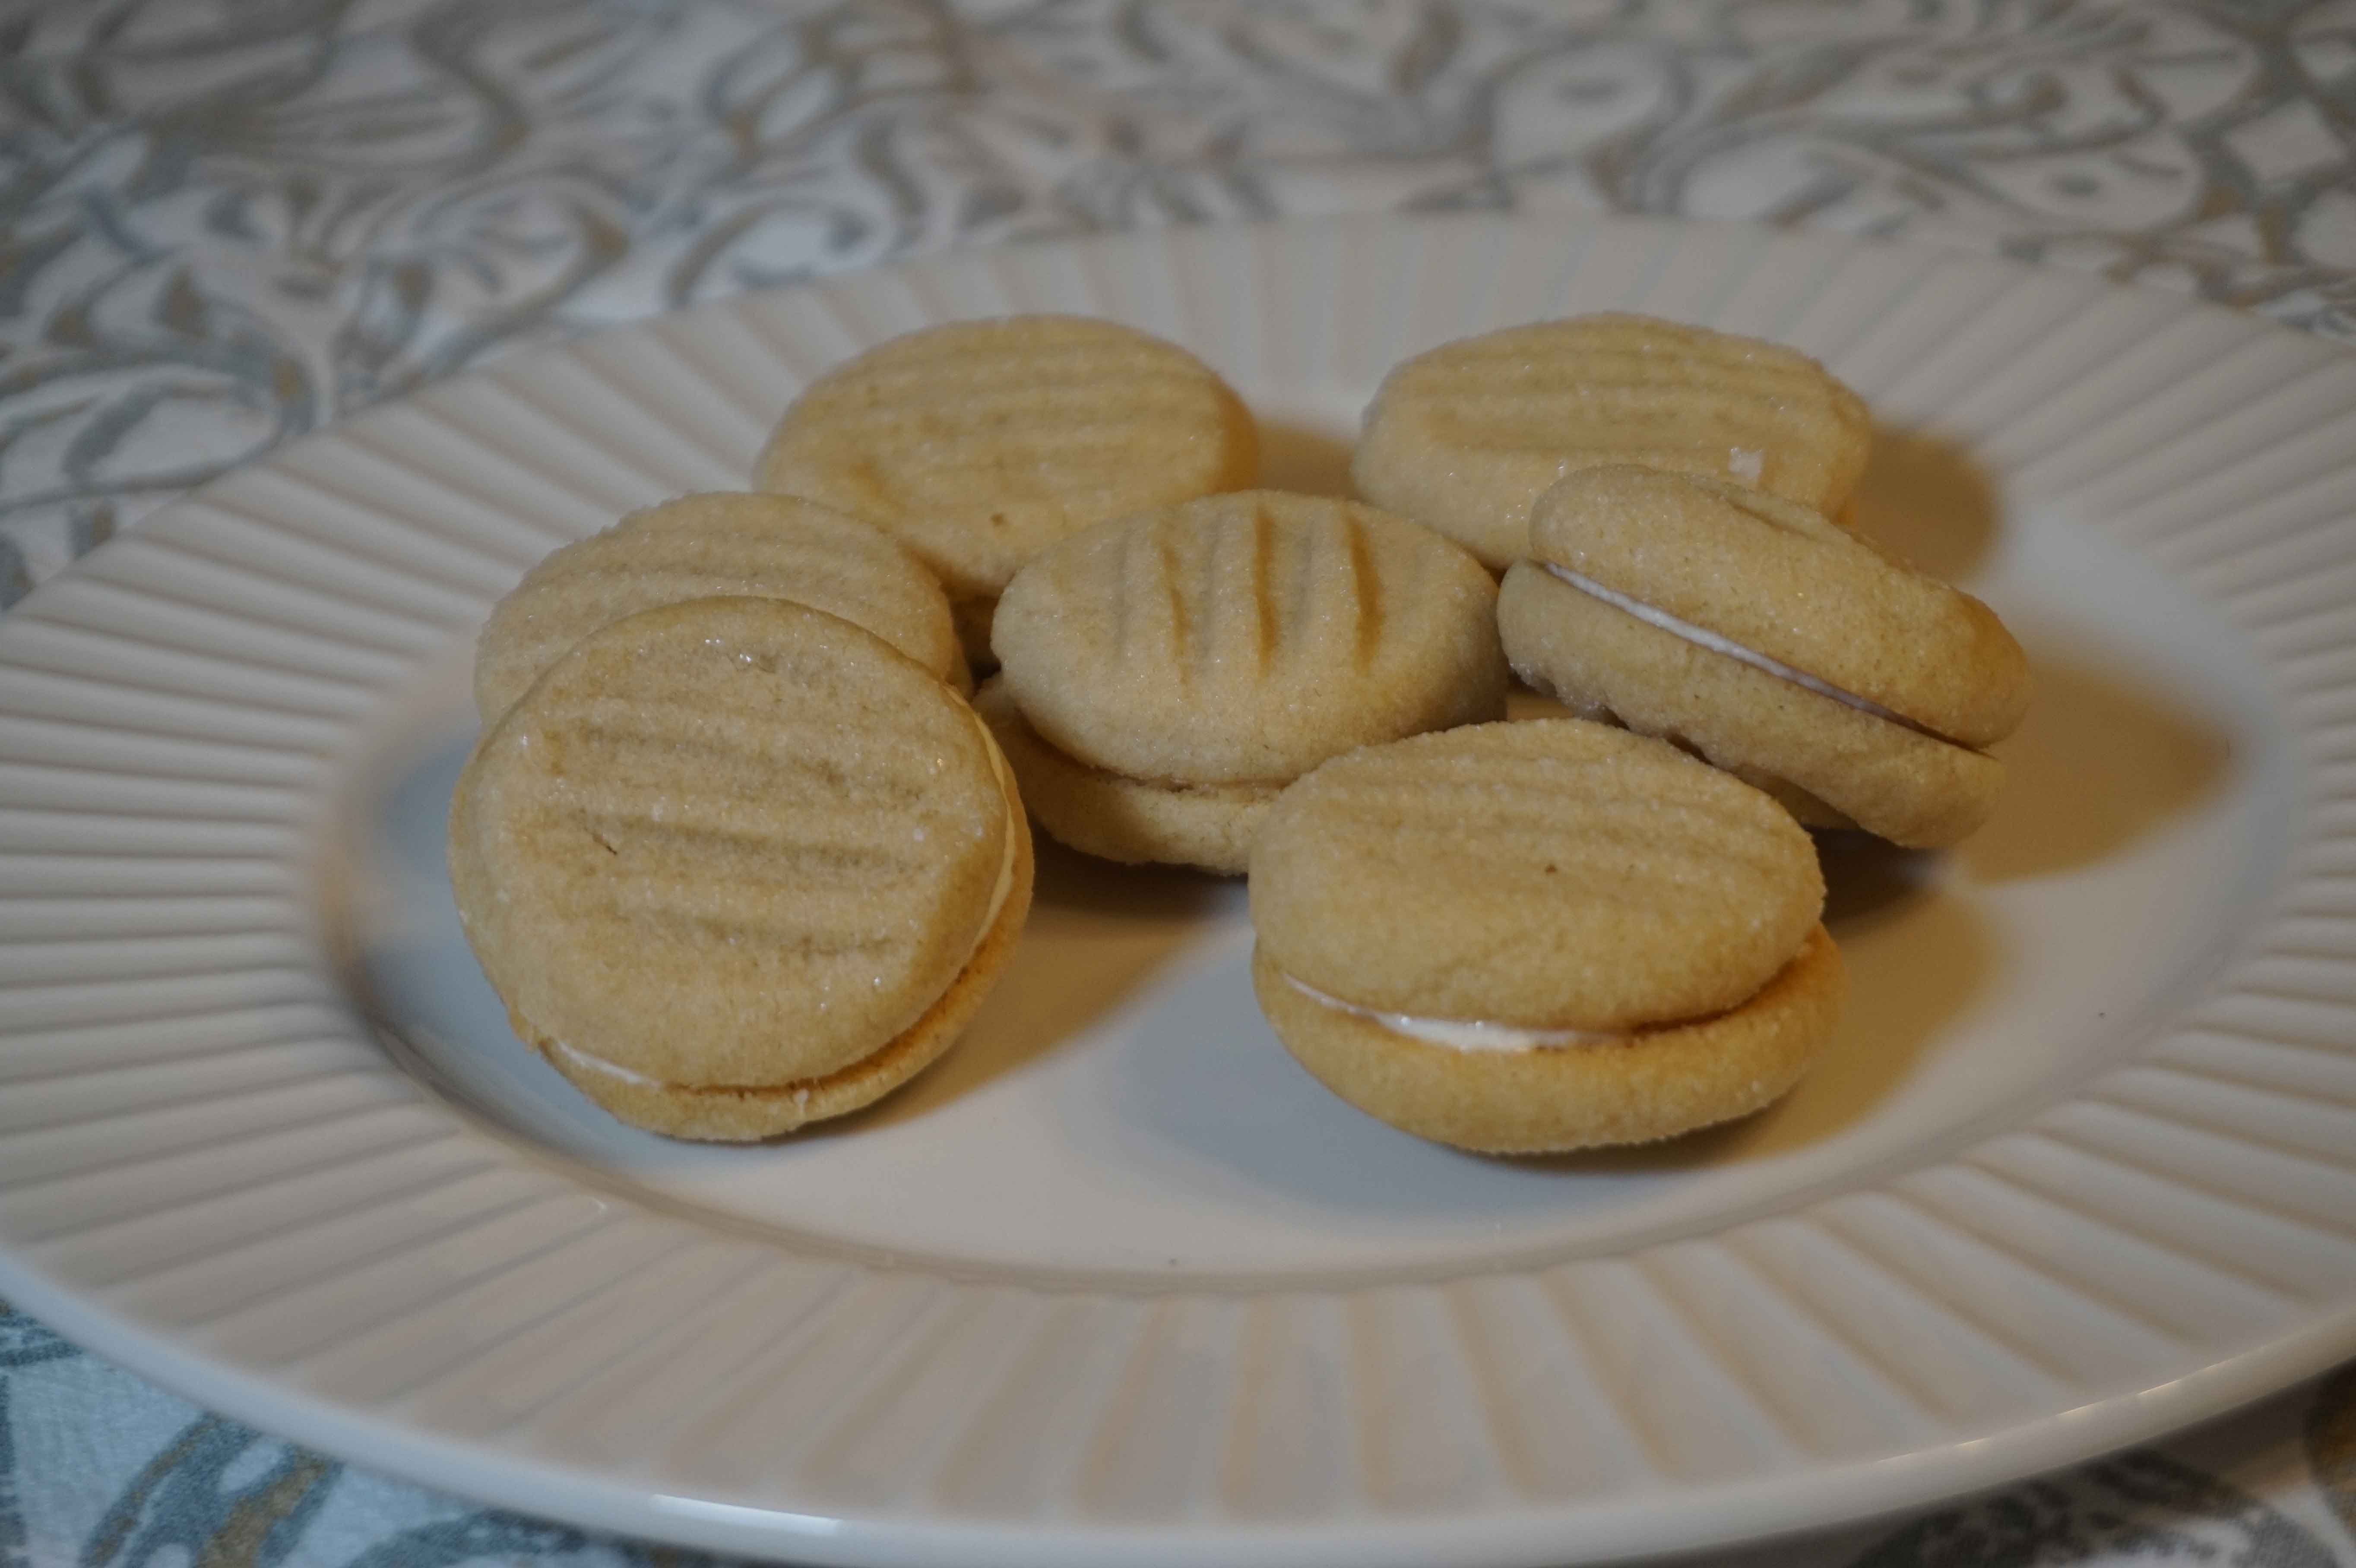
left=1497, top=465, right=2030, bottom=848
left=754, top=315, right=1257, bottom=663
left=449, top=597, right=1032, bottom=1140
left=1353, top=313, right=1873, bottom=569
left=473, top=490, right=964, bottom=723
left=983, top=490, right=1509, bottom=874
left=1248, top=719, right=1843, bottom=1153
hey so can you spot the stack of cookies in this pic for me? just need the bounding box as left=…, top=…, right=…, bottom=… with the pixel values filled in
left=979, top=490, right=1507, bottom=874
left=452, top=596, right=1032, bottom=1140
left=451, top=318, right=1254, bottom=1139
left=1248, top=721, right=1843, bottom=1154
left=449, top=305, right=2029, bottom=1156
left=1351, top=314, right=2029, bottom=852
left=1244, top=314, right=2030, bottom=1153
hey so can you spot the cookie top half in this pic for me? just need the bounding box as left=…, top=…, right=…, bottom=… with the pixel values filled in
left=450, top=597, right=1015, bottom=1088
left=754, top=315, right=1257, bottom=602
left=473, top=491, right=960, bottom=721
left=991, top=490, right=1508, bottom=785
left=1529, top=465, right=2030, bottom=747
left=1248, top=720, right=1824, bottom=1031
left=1352, top=314, right=1872, bottom=568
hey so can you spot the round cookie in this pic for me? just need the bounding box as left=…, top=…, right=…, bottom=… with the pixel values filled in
left=1498, top=465, right=2030, bottom=848
left=989, top=490, right=1509, bottom=872
left=1353, top=313, right=1873, bottom=569
left=449, top=597, right=1032, bottom=1140
left=473, top=491, right=964, bottom=722
left=754, top=315, right=1257, bottom=661
left=1247, top=720, right=1841, bottom=1153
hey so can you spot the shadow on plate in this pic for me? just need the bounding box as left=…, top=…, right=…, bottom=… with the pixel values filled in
left=1960, top=646, right=2232, bottom=884
left=812, top=840, right=1229, bottom=1134
left=1255, top=418, right=1355, bottom=497
left=1817, top=831, right=1939, bottom=928
left=1059, top=841, right=1988, bottom=1213
left=1847, top=425, right=2000, bottom=580
left=1521, top=839, right=1992, bottom=1174
left=1558, top=634, right=2235, bottom=1172
left=1057, top=936, right=1672, bottom=1221
left=1849, top=431, right=2232, bottom=876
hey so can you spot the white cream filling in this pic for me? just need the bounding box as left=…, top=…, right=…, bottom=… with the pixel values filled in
left=1282, top=972, right=1621, bottom=1053
left=1540, top=562, right=1940, bottom=740
left=552, top=708, right=1023, bottom=1091
left=549, top=1035, right=670, bottom=1087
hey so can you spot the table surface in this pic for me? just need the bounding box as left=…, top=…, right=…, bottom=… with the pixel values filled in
left=3, top=1, right=2355, bottom=1564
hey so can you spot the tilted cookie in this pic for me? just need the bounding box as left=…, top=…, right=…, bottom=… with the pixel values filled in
left=473, top=491, right=964, bottom=722
left=449, top=597, right=1032, bottom=1141
left=1353, top=314, right=1873, bottom=569
left=1248, top=719, right=1843, bottom=1154
left=985, top=490, right=1509, bottom=873
left=754, top=315, right=1257, bottom=661
left=1498, top=465, right=2030, bottom=848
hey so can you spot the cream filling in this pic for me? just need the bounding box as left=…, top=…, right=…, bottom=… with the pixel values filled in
left=551, top=710, right=1022, bottom=1091
left=1540, top=562, right=1944, bottom=742
left=549, top=1035, right=670, bottom=1087
left=1282, top=972, right=1621, bottom=1053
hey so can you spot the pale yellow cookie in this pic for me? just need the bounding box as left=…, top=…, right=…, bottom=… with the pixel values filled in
left=1246, top=719, right=1840, bottom=1153
left=988, top=490, right=1509, bottom=869
left=473, top=491, right=963, bottom=722
left=1499, top=465, right=2029, bottom=847
left=1353, top=314, right=1872, bottom=569
left=994, top=490, right=1509, bottom=786
left=449, top=597, right=1031, bottom=1140
left=755, top=316, right=1256, bottom=660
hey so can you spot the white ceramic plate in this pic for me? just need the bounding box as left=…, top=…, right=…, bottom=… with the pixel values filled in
left=2, top=217, right=2353, bottom=1566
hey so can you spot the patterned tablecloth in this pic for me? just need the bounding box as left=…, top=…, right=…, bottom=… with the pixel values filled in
left=3, top=2, right=2355, bottom=1564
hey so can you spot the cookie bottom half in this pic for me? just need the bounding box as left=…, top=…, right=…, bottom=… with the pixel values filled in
left=519, top=813, right=1034, bottom=1141
left=975, top=678, right=1277, bottom=876
left=1251, top=926, right=1844, bottom=1154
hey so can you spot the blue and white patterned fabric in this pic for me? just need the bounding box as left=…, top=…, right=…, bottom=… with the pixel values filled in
left=3, top=1, right=2354, bottom=1562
